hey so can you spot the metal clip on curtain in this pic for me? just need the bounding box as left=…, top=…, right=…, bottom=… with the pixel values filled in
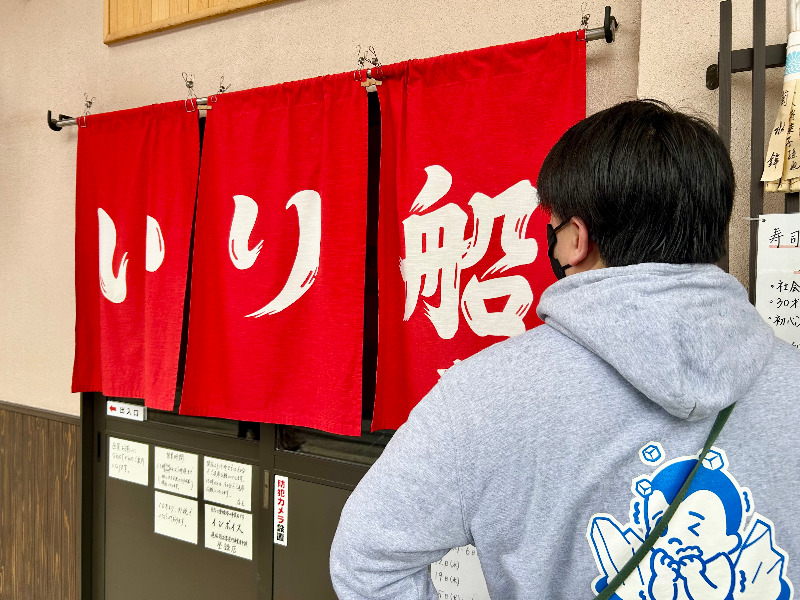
left=360, top=70, right=382, bottom=92
left=208, top=75, right=232, bottom=105
left=355, top=46, right=384, bottom=93
left=184, top=72, right=214, bottom=111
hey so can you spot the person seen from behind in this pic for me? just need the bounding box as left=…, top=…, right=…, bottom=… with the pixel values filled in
left=330, top=99, right=799, bottom=600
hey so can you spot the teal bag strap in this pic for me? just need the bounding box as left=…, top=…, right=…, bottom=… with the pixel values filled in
left=593, top=403, right=736, bottom=600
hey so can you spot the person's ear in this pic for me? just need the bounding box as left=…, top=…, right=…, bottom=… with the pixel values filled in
left=565, top=216, right=592, bottom=267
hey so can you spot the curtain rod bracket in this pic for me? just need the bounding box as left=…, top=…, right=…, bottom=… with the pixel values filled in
left=579, top=6, right=618, bottom=43
left=47, top=110, right=72, bottom=131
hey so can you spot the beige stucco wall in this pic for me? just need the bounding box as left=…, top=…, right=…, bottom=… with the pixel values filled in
left=7, top=0, right=775, bottom=417
left=638, top=0, right=788, bottom=286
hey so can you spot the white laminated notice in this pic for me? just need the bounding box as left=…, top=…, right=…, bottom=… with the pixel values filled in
left=273, top=475, right=288, bottom=546
left=431, top=545, right=491, bottom=600
left=155, top=447, right=198, bottom=498
left=205, top=504, right=253, bottom=560
left=108, top=437, right=149, bottom=486
left=203, top=456, right=252, bottom=510
left=154, top=491, right=198, bottom=544
left=755, top=213, right=800, bottom=349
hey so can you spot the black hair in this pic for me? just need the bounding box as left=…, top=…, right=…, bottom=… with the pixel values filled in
left=537, top=100, right=735, bottom=267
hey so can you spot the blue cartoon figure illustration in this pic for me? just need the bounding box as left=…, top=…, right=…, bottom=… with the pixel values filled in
left=587, top=445, right=793, bottom=600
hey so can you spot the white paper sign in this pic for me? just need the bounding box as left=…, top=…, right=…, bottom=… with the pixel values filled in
left=154, top=491, right=198, bottom=544
left=205, top=504, right=253, bottom=560
left=203, top=456, right=252, bottom=510
left=756, top=213, right=800, bottom=348
left=273, top=475, right=288, bottom=546
left=108, top=437, right=149, bottom=486
left=155, top=447, right=198, bottom=498
left=431, top=545, right=491, bottom=600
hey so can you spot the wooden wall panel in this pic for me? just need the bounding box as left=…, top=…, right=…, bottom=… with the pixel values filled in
left=46, top=419, right=61, bottom=600
left=139, top=0, right=153, bottom=26
left=118, top=0, right=137, bottom=30
left=152, top=0, right=170, bottom=21
left=14, top=411, right=32, bottom=598
left=32, top=417, right=46, bottom=595
left=63, top=419, right=79, bottom=600
left=171, top=0, right=190, bottom=17
left=0, top=407, right=79, bottom=600
left=0, top=409, right=8, bottom=598
left=105, top=0, right=282, bottom=43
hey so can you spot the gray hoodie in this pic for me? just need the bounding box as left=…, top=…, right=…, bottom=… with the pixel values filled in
left=330, top=263, right=799, bottom=600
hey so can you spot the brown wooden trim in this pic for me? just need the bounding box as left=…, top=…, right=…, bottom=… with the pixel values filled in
left=0, top=400, right=80, bottom=426
left=104, top=0, right=283, bottom=44
left=104, top=0, right=111, bottom=41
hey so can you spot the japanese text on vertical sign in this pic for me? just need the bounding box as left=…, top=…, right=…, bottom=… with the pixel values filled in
left=273, top=475, right=289, bottom=546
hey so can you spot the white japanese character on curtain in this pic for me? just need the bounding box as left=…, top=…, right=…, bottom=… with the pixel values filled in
left=401, top=165, right=539, bottom=339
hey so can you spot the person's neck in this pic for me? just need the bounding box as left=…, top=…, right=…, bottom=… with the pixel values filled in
left=567, top=247, right=606, bottom=275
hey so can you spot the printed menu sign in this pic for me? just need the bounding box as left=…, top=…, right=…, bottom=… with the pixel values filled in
left=756, top=213, right=800, bottom=348
left=155, top=446, right=198, bottom=498
left=154, top=491, right=198, bottom=544
left=205, top=504, right=253, bottom=560
left=431, top=545, right=491, bottom=600
left=108, top=437, right=149, bottom=486
left=203, top=456, right=252, bottom=510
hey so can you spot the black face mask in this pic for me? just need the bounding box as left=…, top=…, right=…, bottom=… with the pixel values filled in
left=546, top=220, right=572, bottom=280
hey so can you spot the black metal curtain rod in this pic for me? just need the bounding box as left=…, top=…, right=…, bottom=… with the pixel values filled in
left=47, top=5, right=619, bottom=132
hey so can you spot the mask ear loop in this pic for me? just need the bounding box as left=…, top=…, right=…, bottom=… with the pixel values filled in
left=546, top=222, right=573, bottom=276
left=551, top=219, right=571, bottom=235
left=551, top=219, right=590, bottom=271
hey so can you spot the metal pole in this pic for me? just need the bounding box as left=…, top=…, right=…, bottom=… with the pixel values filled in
left=718, top=0, right=733, bottom=272
left=51, top=97, right=212, bottom=129
left=50, top=21, right=620, bottom=130
left=750, top=0, right=767, bottom=303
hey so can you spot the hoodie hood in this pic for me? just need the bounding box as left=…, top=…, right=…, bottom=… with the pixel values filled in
left=536, top=263, right=775, bottom=421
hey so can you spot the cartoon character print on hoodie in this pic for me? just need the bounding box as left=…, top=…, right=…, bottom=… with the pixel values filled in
left=587, top=444, right=793, bottom=600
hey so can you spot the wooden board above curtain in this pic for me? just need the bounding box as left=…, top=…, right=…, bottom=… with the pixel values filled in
left=104, top=0, right=279, bottom=44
